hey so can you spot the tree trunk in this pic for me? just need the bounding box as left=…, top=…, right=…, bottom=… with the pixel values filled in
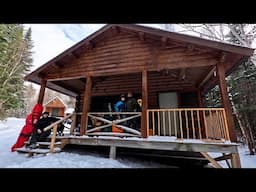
left=231, top=100, right=247, bottom=144
left=244, top=112, right=255, bottom=155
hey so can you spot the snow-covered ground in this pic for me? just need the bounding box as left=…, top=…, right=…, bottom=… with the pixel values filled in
left=0, top=118, right=170, bottom=168
left=1, top=117, right=255, bottom=168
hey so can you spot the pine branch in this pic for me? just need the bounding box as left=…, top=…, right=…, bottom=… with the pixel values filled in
left=2, top=41, right=25, bottom=87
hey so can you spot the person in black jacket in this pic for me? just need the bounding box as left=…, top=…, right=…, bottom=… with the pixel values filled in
left=27, top=112, right=59, bottom=149
left=126, top=92, right=141, bottom=130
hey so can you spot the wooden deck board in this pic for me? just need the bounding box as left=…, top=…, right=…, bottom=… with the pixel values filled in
left=16, top=147, right=61, bottom=154
left=63, top=136, right=238, bottom=153
left=37, top=141, right=62, bottom=146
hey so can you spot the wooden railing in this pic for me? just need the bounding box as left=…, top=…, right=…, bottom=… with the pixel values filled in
left=43, top=113, right=74, bottom=152
left=147, top=108, right=230, bottom=141
left=86, top=112, right=141, bottom=137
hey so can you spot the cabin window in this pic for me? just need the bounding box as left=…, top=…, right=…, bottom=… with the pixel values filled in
left=52, top=108, right=59, bottom=117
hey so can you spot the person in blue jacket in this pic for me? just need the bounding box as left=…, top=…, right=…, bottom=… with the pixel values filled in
left=114, top=94, right=126, bottom=112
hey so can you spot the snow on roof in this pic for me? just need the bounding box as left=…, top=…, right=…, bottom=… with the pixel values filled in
left=65, top=108, right=74, bottom=114
left=43, top=96, right=68, bottom=108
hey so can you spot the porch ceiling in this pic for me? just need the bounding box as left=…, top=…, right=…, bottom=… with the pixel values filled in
left=48, top=66, right=213, bottom=97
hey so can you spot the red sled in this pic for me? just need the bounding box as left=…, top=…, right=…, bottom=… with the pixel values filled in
left=11, top=104, right=43, bottom=152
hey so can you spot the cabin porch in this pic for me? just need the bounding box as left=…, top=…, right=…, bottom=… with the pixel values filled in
left=32, top=106, right=240, bottom=168
left=23, top=24, right=255, bottom=167
left=28, top=65, right=241, bottom=167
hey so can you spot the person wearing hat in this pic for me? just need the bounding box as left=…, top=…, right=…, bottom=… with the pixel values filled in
left=114, top=94, right=126, bottom=113
left=27, top=111, right=59, bottom=149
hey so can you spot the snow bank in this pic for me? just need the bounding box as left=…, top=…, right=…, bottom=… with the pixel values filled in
left=238, top=145, right=256, bottom=168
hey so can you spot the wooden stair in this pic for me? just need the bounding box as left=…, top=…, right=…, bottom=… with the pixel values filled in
left=16, top=141, right=63, bottom=157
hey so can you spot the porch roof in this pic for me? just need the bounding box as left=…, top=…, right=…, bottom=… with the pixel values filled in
left=25, top=24, right=255, bottom=97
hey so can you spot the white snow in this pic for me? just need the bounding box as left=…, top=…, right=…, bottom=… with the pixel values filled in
left=0, top=118, right=168, bottom=168
left=1, top=117, right=255, bottom=168
left=65, top=108, right=74, bottom=114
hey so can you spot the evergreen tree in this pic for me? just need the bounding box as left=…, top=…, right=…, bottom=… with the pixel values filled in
left=178, top=24, right=256, bottom=154
left=226, top=24, right=256, bottom=154
left=0, top=25, right=33, bottom=119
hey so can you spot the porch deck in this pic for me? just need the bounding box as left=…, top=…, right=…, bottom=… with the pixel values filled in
left=41, top=107, right=241, bottom=168
left=53, top=134, right=240, bottom=168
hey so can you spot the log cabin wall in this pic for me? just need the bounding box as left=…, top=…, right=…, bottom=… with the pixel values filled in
left=46, top=30, right=219, bottom=112
left=46, top=30, right=219, bottom=81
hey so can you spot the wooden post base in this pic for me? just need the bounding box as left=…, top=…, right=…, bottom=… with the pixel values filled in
left=109, top=146, right=116, bottom=159
left=231, top=153, right=241, bottom=168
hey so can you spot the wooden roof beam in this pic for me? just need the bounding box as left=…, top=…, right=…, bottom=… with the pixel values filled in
left=158, top=57, right=218, bottom=71
left=198, top=66, right=216, bottom=88
left=186, top=44, right=195, bottom=52
left=220, top=52, right=227, bottom=62
left=71, top=51, right=80, bottom=58
left=53, top=62, right=61, bottom=69
left=139, top=32, right=145, bottom=41
left=178, top=68, right=186, bottom=80
left=161, top=37, right=167, bottom=47
left=110, top=26, right=120, bottom=37
left=38, top=72, right=46, bottom=79
left=52, top=81, right=80, bottom=93
left=197, top=51, right=226, bottom=89
left=86, top=41, right=95, bottom=50
left=196, top=52, right=227, bottom=88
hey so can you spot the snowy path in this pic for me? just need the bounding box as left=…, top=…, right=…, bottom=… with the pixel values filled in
left=0, top=118, right=169, bottom=168
left=1, top=118, right=255, bottom=168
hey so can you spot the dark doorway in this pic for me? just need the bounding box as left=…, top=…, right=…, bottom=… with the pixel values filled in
left=90, top=93, right=142, bottom=112
left=180, top=91, right=198, bottom=108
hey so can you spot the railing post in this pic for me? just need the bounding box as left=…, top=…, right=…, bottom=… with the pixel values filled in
left=70, top=113, right=77, bottom=135
left=50, top=124, right=58, bottom=153
left=147, top=110, right=149, bottom=136
left=222, top=109, right=230, bottom=141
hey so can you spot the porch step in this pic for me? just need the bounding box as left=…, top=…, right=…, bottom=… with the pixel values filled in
left=16, top=147, right=61, bottom=156
left=36, top=141, right=62, bottom=146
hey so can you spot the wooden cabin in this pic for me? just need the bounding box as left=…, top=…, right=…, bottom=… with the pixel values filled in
left=24, top=24, right=254, bottom=167
left=43, top=96, right=66, bottom=117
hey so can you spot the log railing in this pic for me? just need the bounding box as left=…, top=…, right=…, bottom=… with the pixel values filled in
left=86, top=112, right=141, bottom=137
left=43, top=113, right=74, bottom=152
left=147, top=108, right=230, bottom=141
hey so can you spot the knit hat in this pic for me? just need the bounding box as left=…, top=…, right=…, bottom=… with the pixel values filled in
left=42, top=111, right=49, bottom=115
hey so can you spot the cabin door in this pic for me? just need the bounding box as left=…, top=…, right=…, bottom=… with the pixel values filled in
left=158, top=92, right=179, bottom=136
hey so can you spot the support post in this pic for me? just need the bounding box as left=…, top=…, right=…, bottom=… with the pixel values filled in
left=197, top=89, right=203, bottom=108
left=217, top=62, right=237, bottom=142
left=109, top=146, right=116, bottom=159
left=50, top=124, right=58, bottom=153
left=231, top=153, right=241, bottom=168
left=37, top=79, right=47, bottom=105
left=80, top=76, right=92, bottom=136
left=141, top=70, right=148, bottom=138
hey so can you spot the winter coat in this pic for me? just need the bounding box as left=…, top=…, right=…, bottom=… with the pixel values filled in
left=35, top=116, right=59, bottom=134
left=126, top=97, right=140, bottom=112
left=11, top=104, right=43, bottom=152
left=114, top=101, right=126, bottom=112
